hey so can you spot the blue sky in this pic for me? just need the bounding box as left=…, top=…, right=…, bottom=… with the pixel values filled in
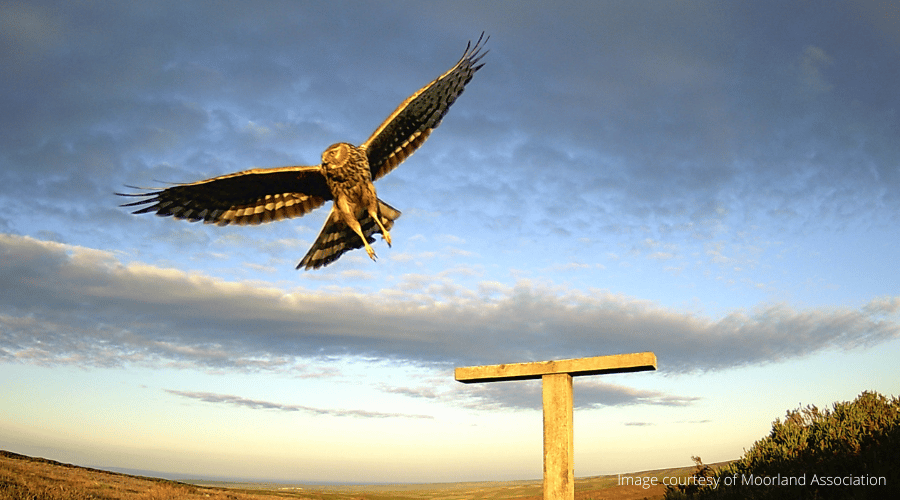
left=2, top=0, right=899, bottom=484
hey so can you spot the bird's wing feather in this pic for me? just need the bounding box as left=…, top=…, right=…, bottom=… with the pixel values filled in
left=361, top=33, right=488, bottom=181
left=118, top=165, right=332, bottom=226
left=298, top=199, right=401, bottom=270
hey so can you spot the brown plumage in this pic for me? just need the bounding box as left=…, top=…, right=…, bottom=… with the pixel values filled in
left=119, top=34, right=488, bottom=270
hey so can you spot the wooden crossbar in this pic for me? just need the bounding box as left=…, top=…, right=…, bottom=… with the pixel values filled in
left=455, top=351, right=657, bottom=383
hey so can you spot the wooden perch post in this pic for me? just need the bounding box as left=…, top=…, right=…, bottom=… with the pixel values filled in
left=455, top=352, right=657, bottom=500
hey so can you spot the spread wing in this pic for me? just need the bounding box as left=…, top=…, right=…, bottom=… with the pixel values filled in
left=298, top=199, right=401, bottom=270
left=118, top=166, right=332, bottom=226
left=361, top=33, right=488, bottom=182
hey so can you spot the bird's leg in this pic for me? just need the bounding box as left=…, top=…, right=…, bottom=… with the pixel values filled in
left=369, top=208, right=392, bottom=247
left=337, top=199, right=377, bottom=261
left=351, top=218, right=377, bottom=261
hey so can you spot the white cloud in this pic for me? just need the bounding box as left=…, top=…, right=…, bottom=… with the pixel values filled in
left=165, top=389, right=434, bottom=419
left=2, top=233, right=897, bottom=376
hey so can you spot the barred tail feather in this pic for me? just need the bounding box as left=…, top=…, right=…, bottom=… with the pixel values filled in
left=297, top=199, right=401, bottom=270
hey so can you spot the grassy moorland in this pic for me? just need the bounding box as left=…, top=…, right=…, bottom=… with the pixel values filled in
left=0, top=449, right=709, bottom=500
left=0, top=450, right=279, bottom=500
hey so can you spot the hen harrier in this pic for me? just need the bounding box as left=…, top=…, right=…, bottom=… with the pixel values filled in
left=120, top=34, right=487, bottom=270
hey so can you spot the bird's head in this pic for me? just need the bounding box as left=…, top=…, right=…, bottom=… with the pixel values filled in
left=322, top=143, right=352, bottom=170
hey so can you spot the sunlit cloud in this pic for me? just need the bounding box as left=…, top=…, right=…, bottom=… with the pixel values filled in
left=165, top=389, right=434, bottom=419
left=2, top=234, right=897, bottom=378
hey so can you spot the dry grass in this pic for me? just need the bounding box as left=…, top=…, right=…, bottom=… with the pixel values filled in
left=0, top=450, right=301, bottom=500
left=1, top=450, right=703, bottom=500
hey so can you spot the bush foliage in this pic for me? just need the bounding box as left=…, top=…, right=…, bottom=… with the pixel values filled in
left=665, top=391, right=900, bottom=499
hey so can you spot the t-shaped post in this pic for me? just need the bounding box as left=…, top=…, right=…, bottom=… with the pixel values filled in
left=455, top=352, right=657, bottom=500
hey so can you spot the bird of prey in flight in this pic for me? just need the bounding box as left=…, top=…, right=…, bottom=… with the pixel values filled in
left=120, top=34, right=487, bottom=270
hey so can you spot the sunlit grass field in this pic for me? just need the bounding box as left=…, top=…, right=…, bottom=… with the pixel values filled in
left=1, top=450, right=712, bottom=500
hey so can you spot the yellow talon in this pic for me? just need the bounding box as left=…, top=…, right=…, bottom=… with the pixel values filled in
left=364, top=243, right=377, bottom=261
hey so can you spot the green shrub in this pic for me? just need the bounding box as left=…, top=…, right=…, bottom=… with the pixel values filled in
left=664, top=391, right=900, bottom=499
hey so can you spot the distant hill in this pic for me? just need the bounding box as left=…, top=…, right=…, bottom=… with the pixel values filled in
left=1, top=449, right=727, bottom=500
